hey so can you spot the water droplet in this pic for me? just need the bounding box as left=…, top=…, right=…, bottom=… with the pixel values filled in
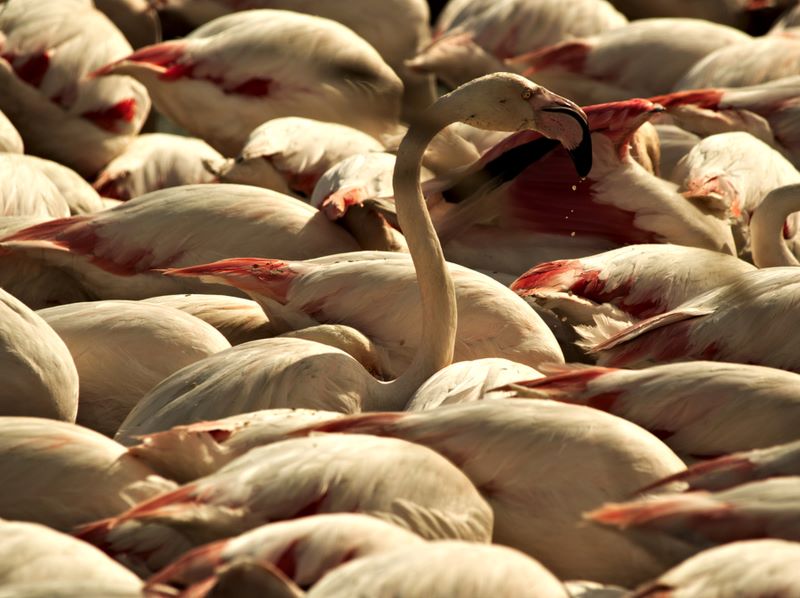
left=571, top=185, right=577, bottom=191
left=570, top=232, right=576, bottom=237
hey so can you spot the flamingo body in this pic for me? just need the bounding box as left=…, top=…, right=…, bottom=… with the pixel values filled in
left=0, top=288, right=79, bottom=421
left=0, top=184, right=359, bottom=301
left=93, top=133, right=223, bottom=200
left=0, top=417, right=175, bottom=531
left=96, top=10, right=403, bottom=154
left=38, top=300, right=231, bottom=436
left=77, top=434, right=494, bottom=575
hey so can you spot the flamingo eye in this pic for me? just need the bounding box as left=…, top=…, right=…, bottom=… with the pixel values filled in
left=521, top=88, right=533, bottom=100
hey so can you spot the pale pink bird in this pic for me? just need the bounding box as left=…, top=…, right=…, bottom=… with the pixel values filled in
left=506, top=362, right=800, bottom=458
left=0, top=521, right=141, bottom=591
left=37, top=300, right=231, bottom=436
left=507, top=19, right=749, bottom=106
left=77, top=434, right=494, bottom=575
left=280, top=400, right=685, bottom=586
left=645, top=439, right=800, bottom=493
left=672, top=131, right=800, bottom=259
left=306, top=542, right=569, bottom=598
left=0, top=109, right=23, bottom=153
left=583, top=268, right=800, bottom=372
left=309, top=152, right=419, bottom=252
left=215, top=117, right=385, bottom=198
left=0, top=216, right=95, bottom=309
left=24, top=155, right=105, bottom=215
left=0, top=184, right=360, bottom=302
left=0, top=288, right=78, bottom=421
left=129, top=408, right=345, bottom=482
left=675, top=32, right=800, bottom=91
left=0, top=154, right=71, bottom=218
left=142, top=294, right=273, bottom=345
left=629, top=539, right=800, bottom=598
left=404, top=358, right=542, bottom=411
left=109, top=76, right=589, bottom=447
left=93, top=133, right=223, bottom=201
left=0, top=417, right=175, bottom=531
left=651, top=77, right=800, bottom=168
left=94, top=10, right=403, bottom=155
left=750, top=183, right=800, bottom=266
left=161, top=252, right=566, bottom=377
left=152, top=0, right=434, bottom=114
left=589, top=477, right=800, bottom=566
left=511, top=244, right=754, bottom=329
left=147, top=514, right=425, bottom=592
left=0, top=0, right=151, bottom=176
left=429, top=100, right=734, bottom=277
left=411, top=0, right=627, bottom=89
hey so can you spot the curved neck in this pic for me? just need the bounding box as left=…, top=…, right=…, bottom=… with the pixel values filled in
left=751, top=185, right=800, bottom=268
left=366, top=100, right=464, bottom=410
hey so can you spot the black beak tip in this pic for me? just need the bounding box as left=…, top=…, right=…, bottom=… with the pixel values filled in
left=569, top=133, right=593, bottom=179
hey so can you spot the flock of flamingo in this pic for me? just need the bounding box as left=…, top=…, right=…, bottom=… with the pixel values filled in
left=2, top=0, right=800, bottom=596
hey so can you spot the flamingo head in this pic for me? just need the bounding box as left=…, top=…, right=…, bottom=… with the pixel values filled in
left=444, top=73, right=592, bottom=177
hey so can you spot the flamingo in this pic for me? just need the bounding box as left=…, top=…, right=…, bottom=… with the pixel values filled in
left=428, top=100, right=735, bottom=277
left=0, top=0, right=151, bottom=177
left=582, top=268, right=800, bottom=372
left=505, top=362, right=800, bottom=458
left=93, top=10, right=404, bottom=155
left=142, top=294, right=274, bottom=345
left=108, top=75, right=590, bottom=442
left=92, top=133, right=223, bottom=201
left=0, top=109, right=23, bottom=153
left=650, top=77, right=800, bottom=168
left=405, top=358, right=542, bottom=411
left=23, top=155, right=105, bottom=215
left=506, top=19, right=749, bottom=106
left=411, top=0, right=627, bottom=90
left=629, top=540, right=800, bottom=598
left=588, top=477, right=800, bottom=567
left=213, top=118, right=385, bottom=198
left=0, top=154, right=71, bottom=218
left=0, top=216, right=96, bottom=309
left=159, top=252, right=566, bottom=377
left=511, top=244, right=754, bottom=329
left=0, top=520, right=141, bottom=591
left=0, top=417, right=175, bottom=531
left=76, top=434, right=494, bottom=575
left=672, top=131, right=800, bottom=259
left=645, top=439, right=800, bottom=492
left=309, top=153, right=421, bottom=251
left=141, top=399, right=687, bottom=585
left=152, top=0, right=434, bottom=115
left=146, top=514, right=425, bottom=592
left=284, top=400, right=685, bottom=586
left=128, top=409, right=345, bottom=482
left=0, top=184, right=360, bottom=302
left=750, top=183, right=800, bottom=266
left=0, top=288, right=78, bottom=421
left=306, top=541, right=569, bottom=598
left=37, top=300, right=231, bottom=436
left=675, top=33, right=800, bottom=91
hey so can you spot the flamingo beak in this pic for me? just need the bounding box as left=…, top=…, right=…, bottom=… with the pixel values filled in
left=541, top=104, right=593, bottom=178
